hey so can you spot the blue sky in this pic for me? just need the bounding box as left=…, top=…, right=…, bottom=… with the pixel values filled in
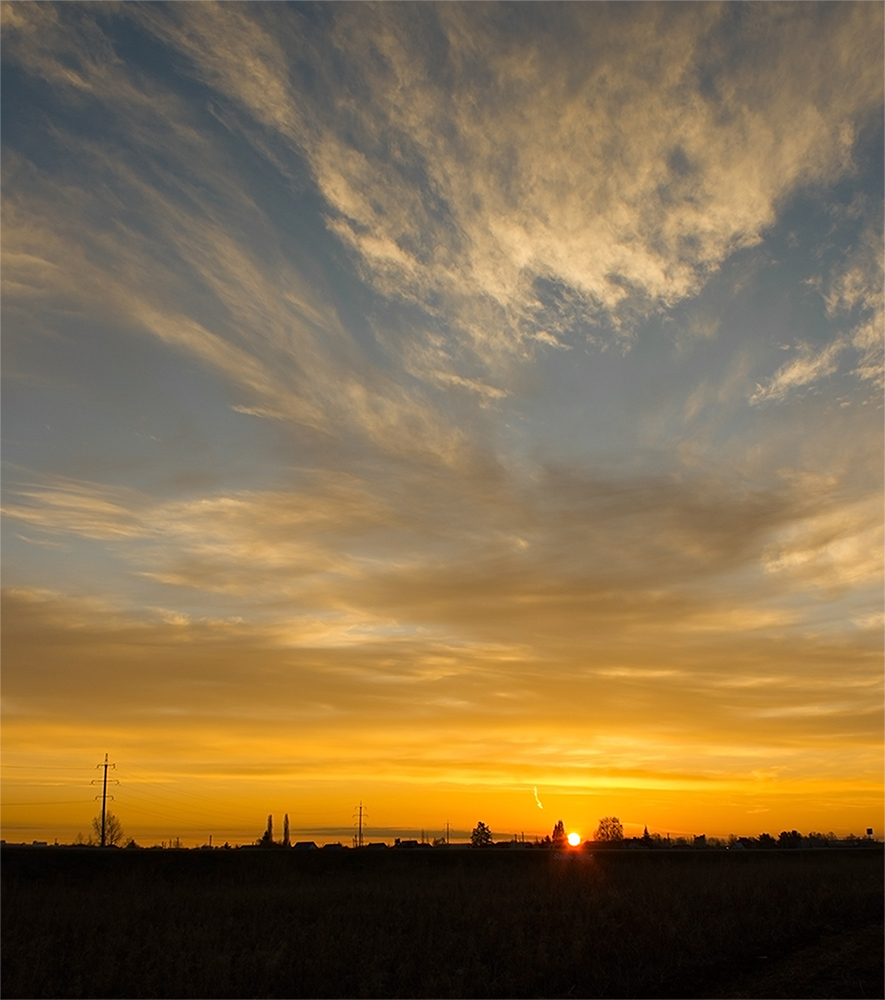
left=2, top=2, right=882, bottom=844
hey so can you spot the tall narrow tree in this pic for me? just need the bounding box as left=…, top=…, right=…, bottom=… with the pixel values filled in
left=258, top=814, right=274, bottom=846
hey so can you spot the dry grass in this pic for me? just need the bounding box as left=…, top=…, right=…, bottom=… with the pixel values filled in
left=2, top=847, right=882, bottom=998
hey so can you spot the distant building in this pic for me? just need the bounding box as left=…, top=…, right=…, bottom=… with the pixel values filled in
left=292, top=841, right=317, bottom=851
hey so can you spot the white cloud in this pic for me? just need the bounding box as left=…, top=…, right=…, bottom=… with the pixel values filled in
left=428, top=371, right=508, bottom=403
left=826, top=224, right=885, bottom=389
left=750, top=339, right=847, bottom=404
left=5, top=3, right=881, bottom=407
left=531, top=331, right=570, bottom=350
left=753, top=218, right=884, bottom=403
left=762, top=495, right=884, bottom=591
left=26, top=1, right=863, bottom=387
left=2, top=135, right=472, bottom=468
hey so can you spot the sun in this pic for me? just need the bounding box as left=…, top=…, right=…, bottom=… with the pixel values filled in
left=567, top=832, right=581, bottom=846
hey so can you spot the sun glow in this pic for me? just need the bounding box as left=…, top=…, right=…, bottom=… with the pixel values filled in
left=567, top=832, right=581, bottom=846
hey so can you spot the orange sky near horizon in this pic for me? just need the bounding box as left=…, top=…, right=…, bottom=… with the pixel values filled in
left=3, top=609, right=880, bottom=845
left=2, top=2, right=882, bottom=848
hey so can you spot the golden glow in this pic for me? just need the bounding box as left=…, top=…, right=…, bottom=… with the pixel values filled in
left=567, top=832, right=581, bottom=846
left=1, top=3, right=882, bottom=848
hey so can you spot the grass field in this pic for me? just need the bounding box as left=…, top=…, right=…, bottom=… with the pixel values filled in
left=2, top=846, right=882, bottom=999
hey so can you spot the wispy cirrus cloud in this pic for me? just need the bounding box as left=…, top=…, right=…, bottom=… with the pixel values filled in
left=4, top=456, right=875, bottom=651
left=750, top=339, right=848, bottom=404
left=3, top=1, right=881, bottom=418
left=129, top=3, right=882, bottom=368
left=2, top=134, right=471, bottom=469
left=762, top=495, right=884, bottom=592
left=752, top=215, right=884, bottom=403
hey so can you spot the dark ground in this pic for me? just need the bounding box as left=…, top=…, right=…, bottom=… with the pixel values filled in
left=709, top=920, right=884, bottom=999
left=2, top=845, right=882, bottom=999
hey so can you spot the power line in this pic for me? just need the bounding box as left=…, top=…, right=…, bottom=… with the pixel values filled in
left=114, top=781, right=243, bottom=826
left=120, top=762, right=244, bottom=810
left=1, top=782, right=95, bottom=788
left=0, top=765, right=95, bottom=770
left=1, top=800, right=91, bottom=806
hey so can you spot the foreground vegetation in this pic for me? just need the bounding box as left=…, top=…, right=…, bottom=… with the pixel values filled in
left=2, top=847, right=882, bottom=998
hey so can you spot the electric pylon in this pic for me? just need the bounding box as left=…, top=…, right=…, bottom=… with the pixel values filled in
left=353, top=801, right=367, bottom=848
left=92, top=754, right=117, bottom=846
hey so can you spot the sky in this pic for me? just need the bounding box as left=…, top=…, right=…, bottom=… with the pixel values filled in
left=2, top=1, right=883, bottom=847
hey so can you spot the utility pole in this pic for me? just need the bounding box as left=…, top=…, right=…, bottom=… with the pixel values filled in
left=92, top=754, right=116, bottom=846
left=446, top=820, right=450, bottom=845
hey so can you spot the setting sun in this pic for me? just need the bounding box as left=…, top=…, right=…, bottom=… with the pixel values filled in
left=567, top=833, right=581, bottom=847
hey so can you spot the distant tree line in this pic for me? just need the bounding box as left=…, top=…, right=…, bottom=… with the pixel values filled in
left=61, top=812, right=874, bottom=850
left=467, top=818, right=875, bottom=850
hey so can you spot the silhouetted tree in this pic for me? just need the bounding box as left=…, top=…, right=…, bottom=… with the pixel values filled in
left=257, top=814, right=275, bottom=847
left=551, top=819, right=566, bottom=846
left=778, top=830, right=803, bottom=849
left=595, top=816, right=624, bottom=842
left=757, top=832, right=776, bottom=848
left=470, top=821, right=493, bottom=847
left=283, top=813, right=290, bottom=848
left=642, top=825, right=651, bottom=845
left=91, top=811, right=124, bottom=847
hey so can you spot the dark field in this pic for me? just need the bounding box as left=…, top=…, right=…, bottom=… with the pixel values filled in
left=2, top=846, right=882, bottom=999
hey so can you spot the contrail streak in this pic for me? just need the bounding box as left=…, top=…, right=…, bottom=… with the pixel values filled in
left=533, top=786, right=543, bottom=809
